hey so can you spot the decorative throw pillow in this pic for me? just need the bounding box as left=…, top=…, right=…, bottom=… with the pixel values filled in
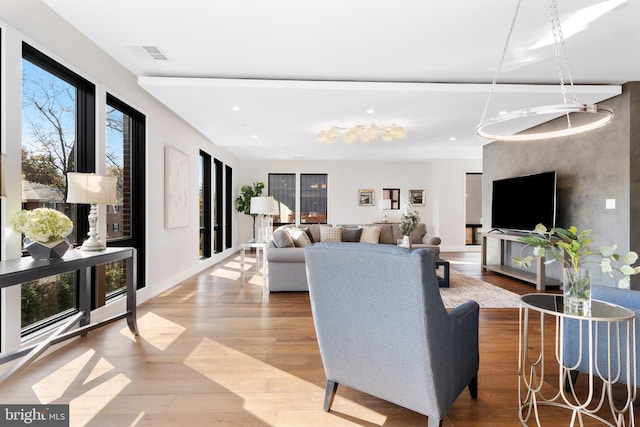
left=320, top=226, right=343, bottom=242
left=360, top=226, right=381, bottom=244
left=342, top=227, right=363, bottom=242
left=288, top=228, right=312, bottom=247
left=298, top=226, right=314, bottom=243
left=273, top=228, right=295, bottom=248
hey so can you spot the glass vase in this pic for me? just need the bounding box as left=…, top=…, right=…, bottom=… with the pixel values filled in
left=563, top=268, right=591, bottom=315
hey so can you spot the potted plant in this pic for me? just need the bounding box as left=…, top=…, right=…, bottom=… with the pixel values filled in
left=514, top=223, right=640, bottom=314
left=10, top=208, right=74, bottom=259
left=399, top=210, right=420, bottom=248
left=234, top=181, right=265, bottom=240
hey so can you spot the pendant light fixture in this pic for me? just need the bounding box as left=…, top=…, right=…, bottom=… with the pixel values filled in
left=477, top=0, right=614, bottom=141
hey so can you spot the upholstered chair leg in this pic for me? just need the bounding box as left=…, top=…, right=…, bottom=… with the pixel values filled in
left=323, top=380, right=338, bottom=412
left=564, top=370, right=579, bottom=391
left=468, top=374, right=478, bottom=399
left=428, top=416, right=443, bottom=427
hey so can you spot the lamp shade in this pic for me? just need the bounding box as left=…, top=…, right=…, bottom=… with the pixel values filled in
left=66, top=172, right=117, bottom=204
left=250, top=196, right=278, bottom=215
left=0, top=153, right=6, bottom=198
left=379, top=199, right=392, bottom=210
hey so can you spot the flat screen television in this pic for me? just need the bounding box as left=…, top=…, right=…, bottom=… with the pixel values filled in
left=491, top=171, right=557, bottom=232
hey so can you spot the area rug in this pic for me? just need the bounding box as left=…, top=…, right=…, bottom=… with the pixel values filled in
left=439, top=269, right=521, bottom=309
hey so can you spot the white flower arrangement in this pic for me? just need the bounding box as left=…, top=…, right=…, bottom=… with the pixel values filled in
left=10, top=208, right=73, bottom=244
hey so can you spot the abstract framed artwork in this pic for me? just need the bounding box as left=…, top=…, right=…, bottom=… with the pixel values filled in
left=409, top=189, right=426, bottom=206
left=358, top=189, right=375, bottom=206
left=165, top=145, right=190, bottom=228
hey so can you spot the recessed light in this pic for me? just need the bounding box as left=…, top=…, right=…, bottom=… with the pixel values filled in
left=251, top=134, right=258, bottom=139
left=231, top=106, right=240, bottom=111
left=449, top=137, right=457, bottom=141
left=366, top=109, right=375, bottom=114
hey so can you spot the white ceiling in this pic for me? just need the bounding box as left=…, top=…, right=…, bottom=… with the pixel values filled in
left=42, top=0, right=639, bottom=161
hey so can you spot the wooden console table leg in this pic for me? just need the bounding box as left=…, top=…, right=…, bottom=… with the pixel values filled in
left=481, top=235, right=487, bottom=270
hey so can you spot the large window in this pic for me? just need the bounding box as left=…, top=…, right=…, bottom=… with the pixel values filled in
left=199, top=151, right=211, bottom=258
left=103, top=94, right=145, bottom=303
left=300, top=174, right=327, bottom=224
left=213, top=159, right=223, bottom=253
left=20, top=44, right=95, bottom=333
left=269, top=173, right=296, bottom=225
left=225, top=165, right=233, bottom=249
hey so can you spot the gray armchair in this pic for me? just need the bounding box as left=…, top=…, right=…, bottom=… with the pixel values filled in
left=564, top=285, right=639, bottom=387
left=304, top=242, right=479, bottom=427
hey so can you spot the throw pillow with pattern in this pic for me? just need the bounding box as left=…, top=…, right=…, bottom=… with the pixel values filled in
left=320, top=226, right=343, bottom=242
left=360, top=226, right=381, bottom=244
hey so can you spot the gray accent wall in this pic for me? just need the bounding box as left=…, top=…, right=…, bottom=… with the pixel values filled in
left=483, top=82, right=640, bottom=290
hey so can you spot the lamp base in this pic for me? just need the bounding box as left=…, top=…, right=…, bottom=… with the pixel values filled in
left=79, top=203, right=106, bottom=251
left=79, top=238, right=106, bottom=251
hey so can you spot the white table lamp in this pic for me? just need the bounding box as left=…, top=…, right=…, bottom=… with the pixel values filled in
left=250, top=196, right=278, bottom=243
left=66, top=172, right=117, bottom=251
left=379, top=199, right=392, bottom=222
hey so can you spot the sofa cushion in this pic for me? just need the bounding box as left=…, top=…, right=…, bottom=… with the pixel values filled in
left=273, top=228, right=295, bottom=248
left=298, top=226, right=315, bottom=243
left=306, top=224, right=323, bottom=243
left=411, top=223, right=427, bottom=244
left=342, top=227, right=363, bottom=242
left=320, top=226, right=343, bottom=242
left=377, top=224, right=395, bottom=244
left=288, top=228, right=312, bottom=247
left=360, top=226, right=381, bottom=244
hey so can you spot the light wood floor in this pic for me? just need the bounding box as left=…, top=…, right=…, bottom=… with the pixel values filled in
left=0, top=251, right=636, bottom=426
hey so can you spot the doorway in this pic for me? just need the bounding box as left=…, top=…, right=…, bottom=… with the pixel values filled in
left=465, top=173, right=482, bottom=245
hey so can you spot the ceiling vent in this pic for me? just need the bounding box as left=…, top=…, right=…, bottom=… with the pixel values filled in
left=142, top=46, right=168, bottom=61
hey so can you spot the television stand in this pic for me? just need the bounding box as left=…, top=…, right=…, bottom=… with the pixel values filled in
left=481, top=232, right=561, bottom=291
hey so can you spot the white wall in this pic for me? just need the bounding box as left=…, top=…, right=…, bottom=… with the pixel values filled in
left=239, top=159, right=482, bottom=251
left=0, top=0, right=240, bottom=352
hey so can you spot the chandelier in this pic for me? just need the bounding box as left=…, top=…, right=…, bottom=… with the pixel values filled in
left=477, top=0, right=614, bottom=141
left=317, top=124, right=406, bottom=143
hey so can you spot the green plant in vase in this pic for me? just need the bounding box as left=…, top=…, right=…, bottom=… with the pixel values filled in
left=514, top=223, right=640, bottom=314
left=234, top=181, right=265, bottom=241
left=399, top=210, right=420, bottom=248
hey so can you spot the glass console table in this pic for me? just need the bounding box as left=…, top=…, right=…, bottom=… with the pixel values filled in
left=519, top=294, right=636, bottom=426
left=240, top=241, right=268, bottom=293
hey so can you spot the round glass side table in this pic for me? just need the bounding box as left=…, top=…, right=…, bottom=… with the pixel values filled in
left=519, top=294, right=636, bottom=426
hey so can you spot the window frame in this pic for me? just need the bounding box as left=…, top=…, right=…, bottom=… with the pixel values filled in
left=199, top=150, right=212, bottom=258
left=20, top=43, right=96, bottom=336
left=300, top=173, right=328, bottom=225
left=268, top=173, right=296, bottom=226
left=105, top=93, right=146, bottom=292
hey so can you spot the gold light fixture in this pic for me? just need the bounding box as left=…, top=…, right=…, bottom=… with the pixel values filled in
left=477, top=0, right=614, bottom=141
left=318, top=124, right=406, bottom=143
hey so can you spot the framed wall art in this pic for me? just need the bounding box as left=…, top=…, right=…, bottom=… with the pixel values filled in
left=409, top=189, right=426, bottom=206
left=382, top=188, right=400, bottom=209
left=165, top=145, right=191, bottom=228
left=358, top=189, right=375, bottom=206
